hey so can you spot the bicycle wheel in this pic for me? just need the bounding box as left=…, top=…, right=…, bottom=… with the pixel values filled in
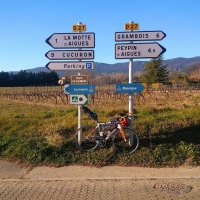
left=74, top=126, right=99, bottom=151
left=112, top=128, right=139, bottom=154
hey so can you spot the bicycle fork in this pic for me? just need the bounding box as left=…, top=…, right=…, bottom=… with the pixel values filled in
left=118, top=125, right=127, bottom=142
left=105, top=124, right=127, bottom=142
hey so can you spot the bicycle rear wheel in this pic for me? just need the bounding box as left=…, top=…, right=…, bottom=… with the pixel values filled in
left=112, top=128, right=139, bottom=154
left=74, top=126, right=99, bottom=151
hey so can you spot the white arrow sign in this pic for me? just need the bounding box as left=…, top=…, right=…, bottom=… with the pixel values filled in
left=115, top=43, right=166, bottom=59
left=46, top=32, right=95, bottom=49
left=115, top=31, right=166, bottom=41
left=46, top=61, right=94, bottom=70
left=45, top=50, right=94, bottom=60
left=70, top=95, right=88, bottom=105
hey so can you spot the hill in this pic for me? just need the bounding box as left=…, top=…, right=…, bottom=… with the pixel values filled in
left=9, top=56, right=200, bottom=76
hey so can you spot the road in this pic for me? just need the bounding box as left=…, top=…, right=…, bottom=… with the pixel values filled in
left=0, top=160, right=200, bottom=199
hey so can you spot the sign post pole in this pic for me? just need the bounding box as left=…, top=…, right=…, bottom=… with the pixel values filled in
left=115, top=22, right=166, bottom=149
left=45, top=22, right=95, bottom=145
left=77, top=22, right=82, bottom=145
left=128, top=21, right=134, bottom=146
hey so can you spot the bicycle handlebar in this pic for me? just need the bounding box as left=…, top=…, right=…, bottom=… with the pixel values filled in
left=81, top=105, right=133, bottom=123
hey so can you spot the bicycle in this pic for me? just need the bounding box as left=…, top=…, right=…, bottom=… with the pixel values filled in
left=74, top=105, right=139, bottom=154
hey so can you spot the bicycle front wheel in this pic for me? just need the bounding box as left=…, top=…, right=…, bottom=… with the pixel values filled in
left=74, top=126, right=99, bottom=151
left=112, top=128, right=139, bottom=154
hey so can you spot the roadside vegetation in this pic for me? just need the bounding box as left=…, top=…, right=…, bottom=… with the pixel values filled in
left=1, top=57, right=199, bottom=167
left=0, top=92, right=199, bottom=168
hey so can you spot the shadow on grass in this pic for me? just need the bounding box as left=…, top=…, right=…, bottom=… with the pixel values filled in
left=1, top=124, right=199, bottom=167
left=139, top=124, right=200, bottom=148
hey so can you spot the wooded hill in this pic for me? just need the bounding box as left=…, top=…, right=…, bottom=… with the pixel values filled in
left=7, top=56, right=200, bottom=76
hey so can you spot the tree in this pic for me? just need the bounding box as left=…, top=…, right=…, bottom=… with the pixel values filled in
left=0, top=71, right=10, bottom=86
left=141, top=55, right=169, bottom=85
left=48, top=71, right=59, bottom=84
left=189, top=63, right=200, bottom=81
left=17, top=70, right=29, bottom=86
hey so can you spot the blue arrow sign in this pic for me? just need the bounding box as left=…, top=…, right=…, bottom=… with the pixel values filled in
left=115, top=83, right=146, bottom=93
left=64, top=84, right=95, bottom=95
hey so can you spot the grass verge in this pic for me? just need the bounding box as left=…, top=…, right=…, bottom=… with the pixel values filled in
left=0, top=99, right=200, bottom=167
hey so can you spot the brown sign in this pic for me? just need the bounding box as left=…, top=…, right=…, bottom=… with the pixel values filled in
left=71, top=75, right=88, bottom=84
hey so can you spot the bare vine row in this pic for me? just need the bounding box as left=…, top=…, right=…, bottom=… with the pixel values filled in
left=0, top=84, right=199, bottom=106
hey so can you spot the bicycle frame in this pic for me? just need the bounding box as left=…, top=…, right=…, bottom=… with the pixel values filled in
left=75, top=106, right=139, bottom=153
left=85, top=121, right=127, bottom=143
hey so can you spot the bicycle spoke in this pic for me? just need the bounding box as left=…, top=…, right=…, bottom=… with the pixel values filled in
left=113, top=128, right=139, bottom=154
left=74, top=126, right=99, bottom=151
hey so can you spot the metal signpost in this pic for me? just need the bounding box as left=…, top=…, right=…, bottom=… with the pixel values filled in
left=128, top=22, right=134, bottom=146
left=70, top=94, right=88, bottom=105
left=124, top=23, right=139, bottom=30
left=45, top=22, right=95, bottom=144
left=72, top=24, right=86, bottom=32
left=115, top=31, right=166, bottom=41
left=115, top=43, right=166, bottom=59
left=45, top=50, right=94, bottom=60
left=64, top=84, right=95, bottom=95
left=45, top=32, right=95, bottom=49
left=71, top=75, right=88, bottom=84
left=45, top=61, right=94, bottom=70
left=115, top=83, right=146, bottom=93
left=115, top=21, right=166, bottom=147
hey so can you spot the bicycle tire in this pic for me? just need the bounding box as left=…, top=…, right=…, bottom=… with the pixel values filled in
left=112, top=127, right=139, bottom=154
left=74, top=125, right=99, bottom=151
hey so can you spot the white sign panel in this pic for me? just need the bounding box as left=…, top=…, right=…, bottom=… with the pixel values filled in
left=115, top=43, right=166, bottom=59
left=45, top=50, right=94, bottom=60
left=46, top=61, right=94, bottom=70
left=115, top=31, right=166, bottom=41
left=70, top=95, right=88, bottom=105
left=46, top=32, right=95, bottom=49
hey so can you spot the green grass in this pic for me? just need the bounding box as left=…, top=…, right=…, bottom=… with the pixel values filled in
left=0, top=98, right=200, bottom=167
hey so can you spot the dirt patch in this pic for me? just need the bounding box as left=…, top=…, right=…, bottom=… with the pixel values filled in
left=154, top=181, right=193, bottom=194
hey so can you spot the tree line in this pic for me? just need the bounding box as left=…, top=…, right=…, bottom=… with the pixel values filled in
left=1, top=56, right=199, bottom=87
left=0, top=70, right=59, bottom=87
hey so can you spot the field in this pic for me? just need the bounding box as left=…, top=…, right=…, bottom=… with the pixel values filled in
left=0, top=85, right=200, bottom=167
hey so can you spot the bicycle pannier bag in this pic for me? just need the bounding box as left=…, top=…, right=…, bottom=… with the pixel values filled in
left=81, top=105, right=98, bottom=121
left=102, top=123, right=116, bottom=131
left=102, top=118, right=118, bottom=131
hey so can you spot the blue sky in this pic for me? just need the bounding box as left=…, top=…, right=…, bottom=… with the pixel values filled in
left=0, top=0, right=200, bottom=72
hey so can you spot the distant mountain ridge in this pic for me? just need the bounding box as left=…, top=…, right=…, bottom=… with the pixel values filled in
left=9, top=56, right=200, bottom=76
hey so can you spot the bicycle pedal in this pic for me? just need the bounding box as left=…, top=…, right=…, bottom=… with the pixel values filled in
left=95, top=139, right=100, bottom=144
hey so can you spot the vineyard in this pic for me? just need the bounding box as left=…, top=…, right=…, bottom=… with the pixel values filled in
left=0, top=82, right=200, bottom=167
left=0, top=82, right=200, bottom=108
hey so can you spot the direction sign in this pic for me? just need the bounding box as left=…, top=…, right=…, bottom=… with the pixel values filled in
left=45, top=32, right=95, bottom=49
left=115, top=42, right=166, bottom=59
left=72, top=24, right=86, bottom=32
left=70, top=94, right=88, bottom=105
left=124, top=23, right=139, bottom=30
left=64, top=84, right=95, bottom=95
left=115, top=83, right=146, bottom=93
left=45, top=50, right=94, bottom=60
left=46, top=61, right=94, bottom=70
left=71, top=75, right=88, bottom=84
left=115, top=31, right=166, bottom=41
